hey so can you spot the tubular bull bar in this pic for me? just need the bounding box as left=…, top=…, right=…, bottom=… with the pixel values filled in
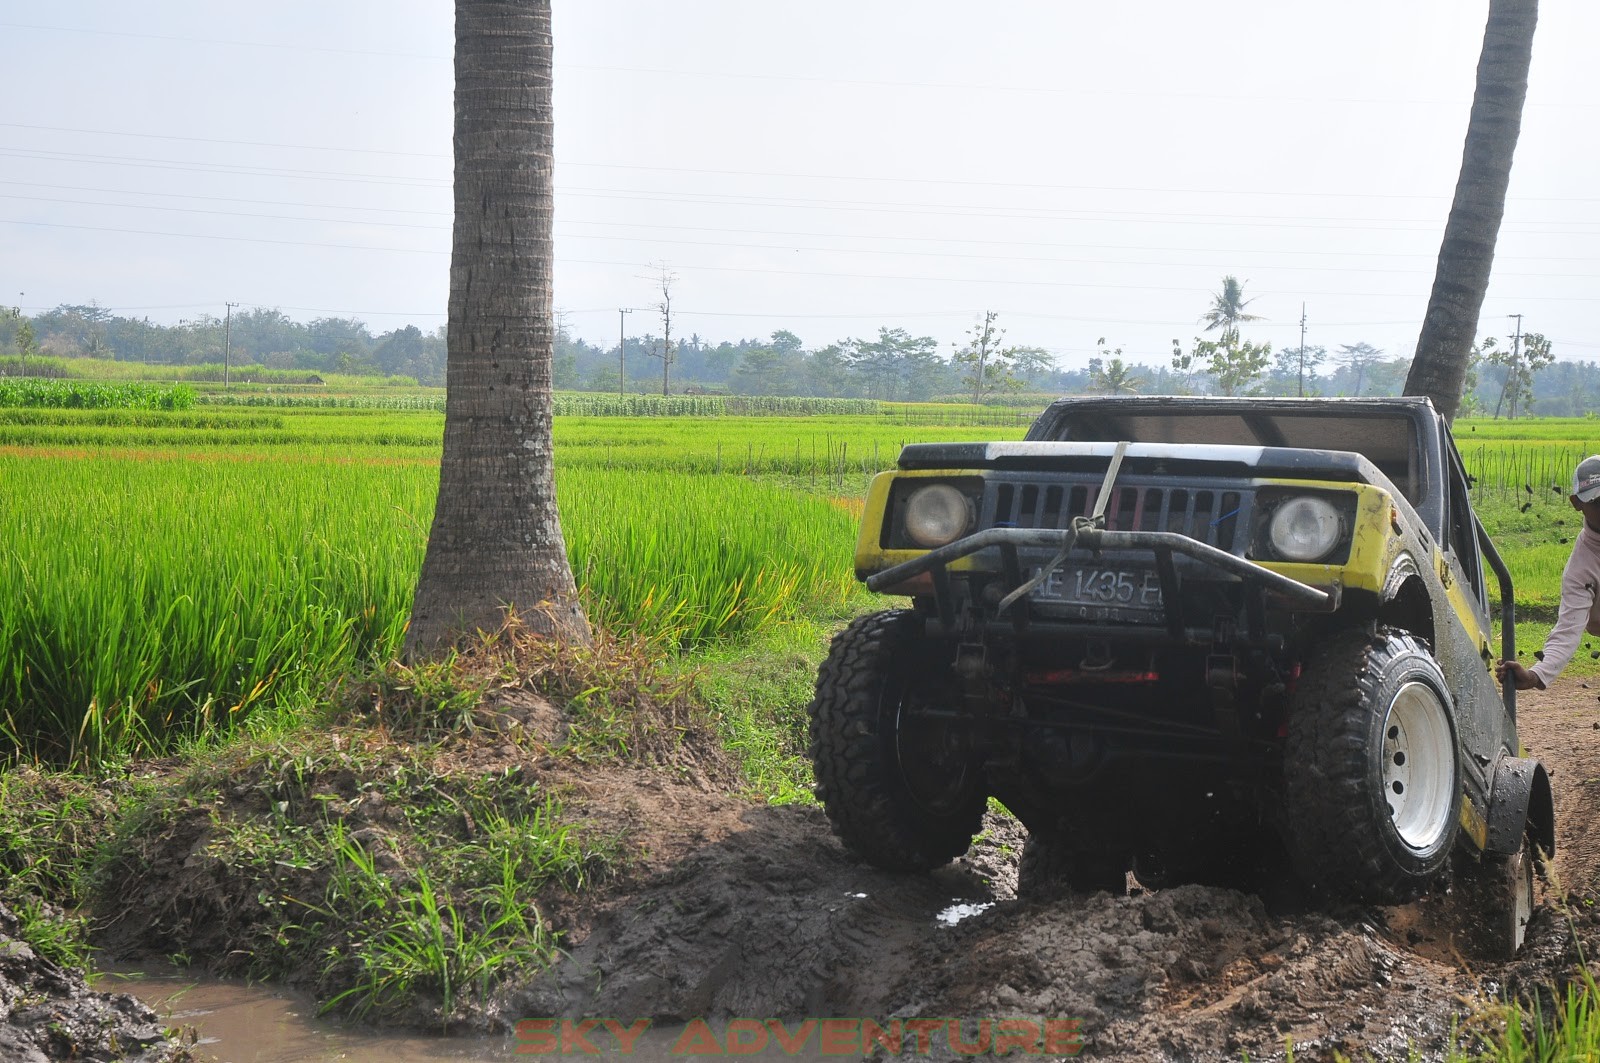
left=865, top=518, right=1334, bottom=640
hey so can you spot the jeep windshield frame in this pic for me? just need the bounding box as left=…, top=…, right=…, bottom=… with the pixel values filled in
left=1025, top=396, right=1447, bottom=541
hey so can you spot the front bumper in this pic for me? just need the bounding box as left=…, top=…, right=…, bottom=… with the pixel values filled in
left=865, top=521, right=1337, bottom=644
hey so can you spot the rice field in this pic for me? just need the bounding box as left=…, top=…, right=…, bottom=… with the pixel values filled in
left=0, top=446, right=868, bottom=765
left=0, top=378, right=197, bottom=410
left=0, top=402, right=1593, bottom=766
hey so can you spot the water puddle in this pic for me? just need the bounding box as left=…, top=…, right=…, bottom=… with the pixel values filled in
left=95, top=965, right=855, bottom=1062
left=934, top=900, right=993, bottom=927
left=95, top=964, right=505, bottom=1062
left=102, top=955, right=1018, bottom=1062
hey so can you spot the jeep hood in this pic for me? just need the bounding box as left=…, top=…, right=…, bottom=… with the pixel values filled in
left=897, top=441, right=1389, bottom=486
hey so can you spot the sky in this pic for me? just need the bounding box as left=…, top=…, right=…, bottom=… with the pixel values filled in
left=2, top=1, right=1597, bottom=371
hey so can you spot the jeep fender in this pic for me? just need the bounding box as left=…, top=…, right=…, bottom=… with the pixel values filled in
left=1485, top=754, right=1555, bottom=858
left=1379, top=554, right=1435, bottom=647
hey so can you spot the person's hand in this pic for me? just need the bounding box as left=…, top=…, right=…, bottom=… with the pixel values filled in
left=1496, top=659, right=1545, bottom=691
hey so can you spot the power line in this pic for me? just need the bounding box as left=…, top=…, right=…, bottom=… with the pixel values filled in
left=0, top=148, right=448, bottom=188
left=17, top=120, right=1600, bottom=204
left=0, top=192, right=451, bottom=232
left=5, top=179, right=1597, bottom=266
left=8, top=217, right=1596, bottom=304
left=0, top=179, right=451, bottom=216
left=558, top=189, right=1598, bottom=236
left=5, top=146, right=1598, bottom=228
left=0, top=21, right=449, bottom=61
left=0, top=123, right=449, bottom=159
left=7, top=21, right=1595, bottom=114
left=14, top=192, right=1600, bottom=280
left=0, top=218, right=445, bottom=256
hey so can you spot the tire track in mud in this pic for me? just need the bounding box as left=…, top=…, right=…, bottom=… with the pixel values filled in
left=505, top=685, right=1600, bottom=1062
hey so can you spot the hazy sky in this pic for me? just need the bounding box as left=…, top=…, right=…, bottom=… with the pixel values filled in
left=3, top=1, right=1596, bottom=370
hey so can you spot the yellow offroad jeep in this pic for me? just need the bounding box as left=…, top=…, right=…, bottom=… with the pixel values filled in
left=808, top=396, right=1552, bottom=958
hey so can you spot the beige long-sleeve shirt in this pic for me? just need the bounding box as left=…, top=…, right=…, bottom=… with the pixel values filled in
left=1529, top=521, right=1600, bottom=688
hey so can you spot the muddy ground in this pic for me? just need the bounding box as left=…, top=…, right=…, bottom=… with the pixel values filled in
left=8, top=682, right=1599, bottom=1061
left=0, top=902, right=193, bottom=1063
left=498, top=681, right=1600, bottom=1062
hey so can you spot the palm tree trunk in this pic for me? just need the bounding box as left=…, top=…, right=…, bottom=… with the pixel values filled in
left=1404, top=0, right=1538, bottom=422
left=406, top=0, right=589, bottom=654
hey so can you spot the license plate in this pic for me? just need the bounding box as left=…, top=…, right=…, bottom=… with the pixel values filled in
left=1030, top=566, right=1164, bottom=610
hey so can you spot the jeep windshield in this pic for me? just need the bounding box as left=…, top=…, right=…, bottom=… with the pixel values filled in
left=1025, top=398, right=1426, bottom=506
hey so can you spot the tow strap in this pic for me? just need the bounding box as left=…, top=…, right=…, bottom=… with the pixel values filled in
left=997, top=440, right=1130, bottom=615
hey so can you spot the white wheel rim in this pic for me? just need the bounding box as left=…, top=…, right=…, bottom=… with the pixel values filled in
left=1511, top=847, right=1534, bottom=952
left=1380, top=681, right=1454, bottom=851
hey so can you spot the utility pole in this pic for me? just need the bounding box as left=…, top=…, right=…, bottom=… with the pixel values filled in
left=659, top=284, right=673, bottom=398
left=640, top=262, right=678, bottom=397
left=14, top=292, right=27, bottom=378
left=618, top=307, right=632, bottom=399
left=223, top=302, right=236, bottom=387
left=1508, top=312, right=1524, bottom=419
left=1298, top=303, right=1308, bottom=397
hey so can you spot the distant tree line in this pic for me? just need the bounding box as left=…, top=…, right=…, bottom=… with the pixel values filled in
left=2, top=303, right=1593, bottom=415
left=0, top=304, right=448, bottom=383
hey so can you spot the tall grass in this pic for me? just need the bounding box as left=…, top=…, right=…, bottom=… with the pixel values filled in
left=565, top=470, right=861, bottom=644
left=0, top=455, right=424, bottom=764
left=0, top=378, right=197, bottom=410
left=0, top=450, right=863, bottom=765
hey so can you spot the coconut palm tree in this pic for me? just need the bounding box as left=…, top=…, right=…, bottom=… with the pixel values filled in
left=1201, top=276, right=1263, bottom=334
left=1091, top=357, right=1143, bottom=395
left=1404, top=0, right=1539, bottom=422
left=406, top=0, right=588, bottom=653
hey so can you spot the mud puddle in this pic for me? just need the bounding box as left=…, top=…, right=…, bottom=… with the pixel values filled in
left=65, top=683, right=1600, bottom=1062
left=97, top=964, right=506, bottom=1063
left=101, top=965, right=870, bottom=1063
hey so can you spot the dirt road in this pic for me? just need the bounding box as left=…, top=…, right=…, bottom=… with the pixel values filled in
left=504, top=682, right=1600, bottom=1061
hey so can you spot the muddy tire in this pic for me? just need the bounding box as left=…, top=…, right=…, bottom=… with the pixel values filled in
left=1017, top=834, right=1127, bottom=898
left=1283, top=628, right=1460, bottom=904
left=807, top=610, right=985, bottom=871
left=1450, top=835, right=1536, bottom=962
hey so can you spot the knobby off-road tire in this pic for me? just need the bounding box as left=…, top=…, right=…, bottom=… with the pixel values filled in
left=1283, top=627, right=1461, bottom=905
left=1450, top=834, right=1536, bottom=963
left=807, top=610, right=985, bottom=871
left=1017, top=833, right=1127, bottom=898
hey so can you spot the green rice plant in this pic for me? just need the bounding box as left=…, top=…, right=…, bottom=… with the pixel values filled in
left=0, top=453, right=430, bottom=765
left=0, top=408, right=285, bottom=430
left=551, top=394, right=879, bottom=417
left=200, top=393, right=448, bottom=412
left=0, top=378, right=197, bottom=410
left=550, top=414, right=1026, bottom=481
left=0, top=446, right=871, bottom=763
left=0, top=355, right=73, bottom=378
left=560, top=468, right=865, bottom=645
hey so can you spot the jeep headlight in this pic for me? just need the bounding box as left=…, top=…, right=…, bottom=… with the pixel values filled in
left=1268, top=496, right=1344, bottom=563
left=904, top=484, right=974, bottom=547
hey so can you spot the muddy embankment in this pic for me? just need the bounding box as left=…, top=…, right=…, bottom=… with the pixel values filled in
left=7, top=683, right=1599, bottom=1062
left=0, top=902, right=193, bottom=1063
left=501, top=682, right=1600, bottom=1061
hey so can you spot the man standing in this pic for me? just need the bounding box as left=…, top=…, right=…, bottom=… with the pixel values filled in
left=1499, top=456, right=1600, bottom=691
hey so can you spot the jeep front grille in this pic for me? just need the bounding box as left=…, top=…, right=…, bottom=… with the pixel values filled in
left=987, top=481, right=1249, bottom=553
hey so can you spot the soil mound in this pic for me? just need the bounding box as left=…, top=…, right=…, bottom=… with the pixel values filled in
left=499, top=683, right=1600, bottom=1061
left=0, top=903, right=193, bottom=1063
